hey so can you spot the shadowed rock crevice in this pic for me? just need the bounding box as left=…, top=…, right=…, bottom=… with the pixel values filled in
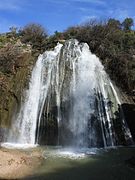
left=122, top=103, right=135, bottom=141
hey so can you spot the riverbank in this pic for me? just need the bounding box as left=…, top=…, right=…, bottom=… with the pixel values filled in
left=0, top=147, right=43, bottom=179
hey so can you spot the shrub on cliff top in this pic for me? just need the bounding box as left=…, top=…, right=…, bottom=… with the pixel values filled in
left=20, top=23, right=48, bottom=52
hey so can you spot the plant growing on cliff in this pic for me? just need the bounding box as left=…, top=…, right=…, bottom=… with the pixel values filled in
left=20, top=23, right=48, bottom=52
left=122, top=18, right=134, bottom=31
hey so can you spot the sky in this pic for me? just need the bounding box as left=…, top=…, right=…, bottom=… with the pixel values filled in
left=0, top=0, right=135, bottom=34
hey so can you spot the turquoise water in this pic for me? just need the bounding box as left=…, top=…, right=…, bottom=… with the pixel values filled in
left=24, top=146, right=135, bottom=180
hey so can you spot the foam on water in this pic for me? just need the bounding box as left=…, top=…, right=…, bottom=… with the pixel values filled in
left=42, top=147, right=100, bottom=159
left=1, top=142, right=38, bottom=149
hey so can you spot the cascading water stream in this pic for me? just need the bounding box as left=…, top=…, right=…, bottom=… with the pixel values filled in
left=3, top=43, right=63, bottom=146
left=3, top=39, right=133, bottom=148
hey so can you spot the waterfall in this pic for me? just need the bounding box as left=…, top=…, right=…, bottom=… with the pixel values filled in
left=3, top=39, right=133, bottom=148
left=4, top=43, right=63, bottom=146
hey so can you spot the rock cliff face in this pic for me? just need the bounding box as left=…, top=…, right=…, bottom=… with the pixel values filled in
left=0, top=40, right=37, bottom=141
left=119, top=91, right=135, bottom=141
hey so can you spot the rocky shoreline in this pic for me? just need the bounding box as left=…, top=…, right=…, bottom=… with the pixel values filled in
left=0, top=147, right=43, bottom=179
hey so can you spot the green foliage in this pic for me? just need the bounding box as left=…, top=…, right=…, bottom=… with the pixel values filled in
left=122, top=18, right=134, bottom=31
left=107, top=19, right=121, bottom=30
left=20, top=23, right=48, bottom=52
left=43, top=31, right=65, bottom=50
left=9, top=26, right=18, bottom=34
left=54, top=31, right=64, bottom=40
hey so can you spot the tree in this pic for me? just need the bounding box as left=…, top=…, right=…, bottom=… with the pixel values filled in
left=9, top=26, right=18, bottom=36
left=54, top=31, right=64, bottom=40
left=107, top=18, right=121, bottom=29
left=63, top=26, right=80, bottom=39
left=122, top=18, right=134, bottom=31
left=20, top=23, right=48, bottom=51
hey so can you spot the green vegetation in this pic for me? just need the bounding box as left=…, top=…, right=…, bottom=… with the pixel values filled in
left=19, top=23, right=48, bottom=53
left=122, top=18, right=134, bottom=31
left=0, top=22, right=49, bottom=76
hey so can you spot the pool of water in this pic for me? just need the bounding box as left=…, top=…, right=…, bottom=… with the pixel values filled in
left=42, top=146, right=103, bottom=159
left=1, top=144, right=135, bottom=179
left=21, top=146, right=135, bottom=180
